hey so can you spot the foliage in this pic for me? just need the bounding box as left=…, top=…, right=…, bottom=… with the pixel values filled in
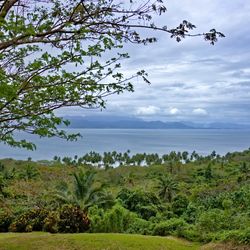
left=103, top=204, right=137, bottom=233
left=57, top=205, right=90, bottom=233
left=182, top=203, right=200, bottom=224
left=89, top=204, right=151, bottom=234
left=43, top=211, right=59, bottom=233
left=171, top=195, right=189, bottom=216
left=153, top=218, right=187, bottom=236
left=88, top=205, right=106, bottom=233
left=176, top=224, right=200, bottom=242
left=0, top=209, right=13, bottom=232
left=53, top=169, right=114, bottom=210
left=9, top=208, right=49, bottom=232
left=1, top=148, right=250, bottom=247
left=117, top=189, right=161, bottom=219
left=7, top=204, right=89, bottom=233
left=18, top=165, right=40, bottom=180
left=197, top=209, right=231, bottom=233
left=217, top=229, right=250, bottom=245
left=156, top=175, right=178, bottom=202
left=126, top=218, right=154, bottom=235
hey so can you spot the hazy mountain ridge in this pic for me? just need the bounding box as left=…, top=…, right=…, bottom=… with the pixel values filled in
left=64, top=116, right=191, bottom=129
left=63, top=116, right=250, bottom=129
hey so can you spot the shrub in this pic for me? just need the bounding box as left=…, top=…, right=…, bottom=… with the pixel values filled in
left=0, top=162, right=4, bottom=172
left=57, top=205, right=90, bottom=233
left=182, top=203, right=200, bottom=223
left=43, top=211, right=59, bottom=233
left=222, top=199, right=233, bottom=210
left=9, top=208, right=49, bottom=232
left=88, top=206, right=105, bottom=233
left=18, top=165, right=40, bottom=180
left=103, top=204, right=137, bottom=233
left=127, top=218, right=154, bottom=235
left=117, top=189, right=161, bottom=219
left=176, top=224, right=200, bottom=242
left=0, top=209, right=13, bottom=232
left=153, top=218, right=187, bottom=236
left=219, top=229, right=250, bottom=244
left=197, top=209, right=230, bottom=233
left=134, top=205, right=158, bottom=220
left=171, top=195, right=189, bottom=216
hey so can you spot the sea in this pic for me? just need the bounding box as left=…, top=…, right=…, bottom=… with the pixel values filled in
left=0, top=129, right=250, bottom=160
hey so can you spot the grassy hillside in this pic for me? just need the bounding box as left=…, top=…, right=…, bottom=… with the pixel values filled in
left=0, top=233, right=201, bottom=250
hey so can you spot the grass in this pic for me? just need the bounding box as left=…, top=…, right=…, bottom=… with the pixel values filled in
left=0, top=233, right=201, bottom=250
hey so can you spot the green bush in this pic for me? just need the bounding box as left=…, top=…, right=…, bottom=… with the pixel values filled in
left=149, top=210, right=176, bottom=224
left=197, top=209, right=230, bottom=232
left=176, top=224, right=200, bottom=242
left=103, top=204, right=137, bottom=233
left=9, top=208, right=49, bottom=232
left=134, top=205, right=159, bottom=220
left=117, top=189, right=161, bottom=219
left=18, top=165, right=40, bottom=180
left=0, top=209, right=13, bottom=232
left=57, top=205, right=90, bottom=233
left=88, top=206, right=105, bottom=233
left=222, top=199, right=233, bottom=210
left=182, top=203, right=200, bottom=223
left=153, top=218, right=187, bottom=236
left=218, top=229, right=250, bottom=244
left=43, top=211, right=59, bottom=233
left=171, top=195, right=189, bottom=216
left=127, top=218, right=154, bottom=235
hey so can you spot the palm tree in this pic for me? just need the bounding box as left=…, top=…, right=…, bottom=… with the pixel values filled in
left=123, top=172, right=136, bottom=187
left=156, top=175, right=178, bottom=202
left=53, top=169, right=113, bottom=211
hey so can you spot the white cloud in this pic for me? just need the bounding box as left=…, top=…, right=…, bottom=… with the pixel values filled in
left=135, top=106, right=160, bottom=116
left=169, top=108, right=181, bottom=115
left=192, top=108, right=208, bottom=116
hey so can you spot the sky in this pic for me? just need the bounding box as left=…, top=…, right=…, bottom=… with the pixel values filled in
left=58, top=0, right=250, bottom=125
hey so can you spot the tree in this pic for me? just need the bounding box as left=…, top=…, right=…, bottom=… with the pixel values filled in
left=204, top=163, right=213, bottom=181
left=0, top=0, right=224, bottom=149
left=53, top=169, right=113, bottom=210
left=156, top=175, right=178, bottom=202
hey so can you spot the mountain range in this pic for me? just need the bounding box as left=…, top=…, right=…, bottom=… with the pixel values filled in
left=62, top=116, right=250, bottom=129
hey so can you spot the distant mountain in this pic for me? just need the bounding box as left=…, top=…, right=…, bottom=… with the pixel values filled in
left=63, top=116, right=192, bottom=129
left=183, top=121, right=250, bottom=129
left=61, top=116, right=250, bottom=129
left=205, top=122, right=250, bottom=129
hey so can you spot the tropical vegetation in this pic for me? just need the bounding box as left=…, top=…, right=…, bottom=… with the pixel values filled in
left=0, top=148, right=250, bottom=248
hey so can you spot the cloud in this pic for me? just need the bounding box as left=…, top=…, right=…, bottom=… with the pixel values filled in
left=169, top=108, right=181, bottom=115
left=192, top=108, right=208, bottom=116
left=135, top=106, right=160, bottom=116
left=59, top=0, right=250, bottom=125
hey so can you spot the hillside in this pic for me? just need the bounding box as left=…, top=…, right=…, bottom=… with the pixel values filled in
left=0, top=149, right=250, bottom=248
left=0, top=233, right=201, bottom=250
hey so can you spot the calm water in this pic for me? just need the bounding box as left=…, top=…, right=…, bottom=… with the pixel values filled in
left=0, top=129, right=250, bottom=160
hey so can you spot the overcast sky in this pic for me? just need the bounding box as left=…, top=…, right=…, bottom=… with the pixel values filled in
left=58, top=0, right=250, bottom=124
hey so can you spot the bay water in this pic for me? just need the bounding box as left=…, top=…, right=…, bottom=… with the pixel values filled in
left=0, top=129, right=250, bottom=160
